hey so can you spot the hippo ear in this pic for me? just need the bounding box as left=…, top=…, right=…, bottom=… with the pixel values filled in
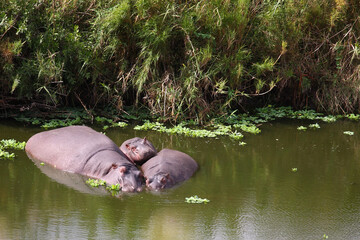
left=119, top=166, right=127, bottom=174
left=142, top=137, right=147, bottom=144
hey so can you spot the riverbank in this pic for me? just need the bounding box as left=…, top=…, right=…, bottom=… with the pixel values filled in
left=2, top=106, right=359, bottom=146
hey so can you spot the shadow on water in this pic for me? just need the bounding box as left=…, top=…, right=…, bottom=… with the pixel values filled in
left=1, top=120, right=360, bottom=239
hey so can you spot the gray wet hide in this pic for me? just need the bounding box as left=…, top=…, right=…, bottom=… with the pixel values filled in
left=25, top=126, right=144, bottom=192
left=141, top=148, right=198, bottom=190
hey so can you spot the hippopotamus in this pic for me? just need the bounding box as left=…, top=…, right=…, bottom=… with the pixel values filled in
left=25, top=126, right=144, bottom=192
left=141, top=148, right=198, bottom=190
left=120, top=137, right=157, bottom=165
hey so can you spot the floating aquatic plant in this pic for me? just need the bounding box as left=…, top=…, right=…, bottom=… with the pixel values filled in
left=0, top=150, right=15, bottom=160
left=320, top=115, right=337, bottom=123
left=0, top=139, right=26, bottom=160
left=106, top=184, right=121, bottom=192
left=1, top=139, right=26, bottom=150
left=297, top=126, right=307, bottom=131
left=185, top=195, right=210, bottom=204
left=309, top=123, right=320, bottom=129
left=343, top=131, right=354, bottom=136
left=95, top=116, right=113, bottom=124
left=346, top=114, right=360, bottom=121
left=292, top=109, right=323, bottom=120
left=86, top=178, right=106, bottom=187
left=41, top=117, right=82, bottom=129
left=235, top=124, right=261, bottom=134
left=292, top=168, right=298, bottom=172
left=86, top=179, right=122, bottom=195
left=229, top=131, right=244, bottom=140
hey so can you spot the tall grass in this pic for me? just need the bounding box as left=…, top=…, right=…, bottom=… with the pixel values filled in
left=1, top=0, right=360, bottom=120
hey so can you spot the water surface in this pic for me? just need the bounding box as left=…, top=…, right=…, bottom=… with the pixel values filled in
left=1, top=120, right=360, bottom=239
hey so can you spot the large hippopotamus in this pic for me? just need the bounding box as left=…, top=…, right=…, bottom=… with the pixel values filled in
left=120, top=137, right=157, bottom=165
left=141, top=148, right=198, bottom=190
left=25, top=126, right=144, bottom=192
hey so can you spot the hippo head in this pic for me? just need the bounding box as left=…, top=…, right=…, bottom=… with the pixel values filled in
left=106, top=164, right=144, bottom=192
left=145, top=173, right=173, bottom=190
left=120, top=137, right=157, bottom=165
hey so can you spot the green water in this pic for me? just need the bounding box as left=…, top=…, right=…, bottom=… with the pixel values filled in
left=1, top=120, right=360, bottom=240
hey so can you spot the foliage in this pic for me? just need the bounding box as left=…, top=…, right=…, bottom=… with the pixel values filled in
left=41, top=117, right=82, bottom=129
left=86, top=178, right=106, bottom=187
left=309, top=123, right=320, bottom=129
left=234, top=124, right=261, bottom=134
left=297, top=126, right=307, bottom=131
left=0, top=138, right=25, bottom=160
left=1, top=139, right=26, bottom=150
left=320, top=115, right=337, bottom=123
left=346, top=114, right=360, bottom=121
left=85, top=178, right=121, bottom=195
left=1, top=0, right=360, bottom=121
left=185, top=195, right=210, bottom=204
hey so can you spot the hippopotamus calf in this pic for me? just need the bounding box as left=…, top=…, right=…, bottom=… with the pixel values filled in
left=25, top=126, right=144, bottom=192
left=141, top=149, right=198, bottom=190
left=120, top=137, right=157, bottom=165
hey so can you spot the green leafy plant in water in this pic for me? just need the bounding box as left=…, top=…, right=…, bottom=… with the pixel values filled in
left=256, top=106, right=293, bottom=120
left=86, top=178, right=106, bottom=187
left=134, top=121, right=167, bottom=131
left=185, top=195, right=210, bottom=204
left=229, top=131, right=244, bottom=140
left=346, top=114, right=360, bottom=121
left=1, top=139, right=26, bottom=150
left=292, top=168, right=298, bottom=172
left=320, top=115, right=337, bottom=123
left=0, top=150, right=15, bottom=160
left=234, top=124, right=261, bottom=134
left=0, top=139, right=26, bottom=160
left=106, top=184, right=121, bottom=191
left=212, top=124, right=232, bottom=136
left=103, top=121, right=128, bottom=130
left=309, top=123, right=320, bottom=129
left=95, top=116, right=113, bottom=124
left=343, top=131, right=354, bottom=136
left=297, top=126, right=307, bottom=131
left=292, top=109, right=323, bottom=120
left=86, top=178, right=122, bottom=196
left=41, top=117, right=82, bottom=129
left=106, top=184, right=121, bottom=196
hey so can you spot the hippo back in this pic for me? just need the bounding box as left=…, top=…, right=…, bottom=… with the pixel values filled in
left=142, top=148, right=198, bottom=188
left=25, top=125, right=127, bottom=173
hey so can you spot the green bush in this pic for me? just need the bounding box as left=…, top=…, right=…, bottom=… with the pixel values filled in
left=1, top=0, right=360, bottom=121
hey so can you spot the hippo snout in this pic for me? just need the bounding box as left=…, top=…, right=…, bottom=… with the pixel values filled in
left=121, top=184, right=143, bottom=192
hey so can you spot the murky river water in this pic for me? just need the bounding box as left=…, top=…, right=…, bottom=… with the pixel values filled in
left=1, top=119, right=360, bottom=240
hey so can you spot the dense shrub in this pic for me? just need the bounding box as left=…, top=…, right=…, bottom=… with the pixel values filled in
left=1, top=0, right=360, bottom=120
